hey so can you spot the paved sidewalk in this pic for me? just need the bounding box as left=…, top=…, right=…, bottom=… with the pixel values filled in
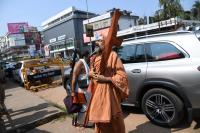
left=34, top=85, right=67, bottom=109
left=28, top=116, right=94, bottom=133
left=29, top=86, right=200, bottom=133
left=1, top=81, right=64, bottom=133
left=2, top=82, right=199, bottom=133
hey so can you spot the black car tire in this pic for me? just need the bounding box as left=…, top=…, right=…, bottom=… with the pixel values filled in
left=142, top=88, right=184, bottom=127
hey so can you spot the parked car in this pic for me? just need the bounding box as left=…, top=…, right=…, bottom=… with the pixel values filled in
left=12, top=60, right=44, bottom=85
left=3, top=62, right=16, bottom=78
left=13, top=59, right=64, bottom=86
left=12, top=61, right=24, bottom=85
left=64, top=31, right=200, bottom=127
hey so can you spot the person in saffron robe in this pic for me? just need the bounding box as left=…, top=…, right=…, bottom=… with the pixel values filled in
left=87, top=38, right=129, bottom=133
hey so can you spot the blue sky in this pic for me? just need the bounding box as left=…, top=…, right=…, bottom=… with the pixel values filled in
left=0, top=0, right=196, bottom=36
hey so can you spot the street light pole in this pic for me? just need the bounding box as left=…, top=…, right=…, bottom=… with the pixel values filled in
left=85, top=0, right=93, bottom=52
left=86, top=0, right=89, bottom=19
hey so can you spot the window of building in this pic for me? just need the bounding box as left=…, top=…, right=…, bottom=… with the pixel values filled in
left=94, top=23, right=99, bottom=30
left=146, top=42, right=185, bottom=61
left=103, top=21, right=108, bottom=28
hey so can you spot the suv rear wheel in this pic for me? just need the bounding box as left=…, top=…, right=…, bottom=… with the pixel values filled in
left=142, top=88, right=184, bottom=126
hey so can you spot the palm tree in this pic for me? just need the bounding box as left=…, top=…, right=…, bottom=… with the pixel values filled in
left=191, top=0, right=200, bottom=20
left=154, top=9, right=164, bottom=22
left=158, top=0, right=183, bottom=20
left=159, top=0, right=168, bottom=19
left=183, top=11, right=192, bottom=20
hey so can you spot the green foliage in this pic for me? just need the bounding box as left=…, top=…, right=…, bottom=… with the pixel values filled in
left=153, top=0, right=184, bottom=21
left=183, top=11, right=192, bottom=20
left=138, top=17, right=145, bottom=25
left=152, top=0, right=200, bottom=21
left=191, top=0, right=200, bottom=20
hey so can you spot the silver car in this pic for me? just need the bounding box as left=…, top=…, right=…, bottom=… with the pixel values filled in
left=115, top=31, right=200, bottom=126
left=64, top=31, right=200, bottom=127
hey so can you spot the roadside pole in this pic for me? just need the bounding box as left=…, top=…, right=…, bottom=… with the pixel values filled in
left=85, top=0, right=93, bottom=52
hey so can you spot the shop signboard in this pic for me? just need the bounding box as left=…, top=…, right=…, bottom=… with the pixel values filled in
left=86, top=24, right=94, bottom=37
left=0, top=37, right=5, bottom=43
left=58, top=35, right=66, bottom=41
left=27, top=26, right=38, bottom=32
left=24, top=32, right=41, bottom=50
left=29, top=45, right=36, bottom=57
left=83, top=28, right=109, bottom=43
left=9, top=38, right=15, bottom=47
left=50, top=38, right=56, bottom=43
left=44, top=45, right=50, bottom=57
left=15, top=39, right=26, bottom=46
left=7, top=22, right=28, bottom=34
left=27, top=69, right=61, bottom=81
left=8, top=34, right=25, bottom=47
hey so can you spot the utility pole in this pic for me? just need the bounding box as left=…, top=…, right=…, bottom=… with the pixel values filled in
left=85, top=0, right=93, bottom=52
left=198, top=8, right=200, bottom=21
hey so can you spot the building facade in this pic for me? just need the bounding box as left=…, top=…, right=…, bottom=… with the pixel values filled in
left=0, top=24, right=42, bottom=61
left=0, top=36, right=6, bottom=60
left=83, top=9, right=139, bottom=51
left=0, top=36, right=5, bottom=53
left=42, top=6, right=97, bottom=58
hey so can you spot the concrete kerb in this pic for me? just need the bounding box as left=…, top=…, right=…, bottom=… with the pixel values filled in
left=5, top=97, right=70, bottom=133
left=5, top=98, right=72, bottom=133
left=3, top=82, right=69, bottom=133
left=6, top=111, right=66, bottom=133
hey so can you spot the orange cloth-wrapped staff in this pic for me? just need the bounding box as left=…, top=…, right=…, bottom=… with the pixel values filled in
left=99, top=9, right=123, bottom=74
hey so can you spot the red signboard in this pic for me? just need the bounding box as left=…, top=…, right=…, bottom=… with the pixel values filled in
left=24, top=32, right=41, bottom=50
left=7, top=22, right=29, bottom=34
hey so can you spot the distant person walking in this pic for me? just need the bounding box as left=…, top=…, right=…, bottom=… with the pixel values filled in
left=71, top=50, right=91, bottom=126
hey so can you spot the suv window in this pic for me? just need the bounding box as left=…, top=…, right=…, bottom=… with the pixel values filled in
left=114, top=44, right=145, bottom=63
left=135, top=44, right=146, bottom=63
left=146, top=42, right=185, bottom=61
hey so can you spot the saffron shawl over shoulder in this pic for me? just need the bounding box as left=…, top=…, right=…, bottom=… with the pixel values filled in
left=88, top=51, right=129, bottom=123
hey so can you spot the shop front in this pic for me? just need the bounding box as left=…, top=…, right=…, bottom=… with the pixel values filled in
left=48, top=38, right=75, bottom=59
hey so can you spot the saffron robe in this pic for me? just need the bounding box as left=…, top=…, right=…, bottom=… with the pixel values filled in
left=88, top=51, right=129, bottom=133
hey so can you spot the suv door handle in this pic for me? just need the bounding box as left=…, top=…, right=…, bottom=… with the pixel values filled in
left=131, top=69, right=141, bottom=73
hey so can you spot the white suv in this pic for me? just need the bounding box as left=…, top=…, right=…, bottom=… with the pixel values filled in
left=64, top=31, right=200, bottom=127
left=114, top=31, right=200, bottom=126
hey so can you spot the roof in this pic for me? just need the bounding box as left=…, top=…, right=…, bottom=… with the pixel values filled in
left=83, top=12, right=111, bottom=24
left=117, top=18, right=179, bottom=37
left=123, top=31, right=192, bottom=42
left=42, top=7, right=75, bottom=26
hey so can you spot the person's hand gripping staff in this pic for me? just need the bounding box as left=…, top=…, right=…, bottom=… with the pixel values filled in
left=90, top=69, right=111, bottom=83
